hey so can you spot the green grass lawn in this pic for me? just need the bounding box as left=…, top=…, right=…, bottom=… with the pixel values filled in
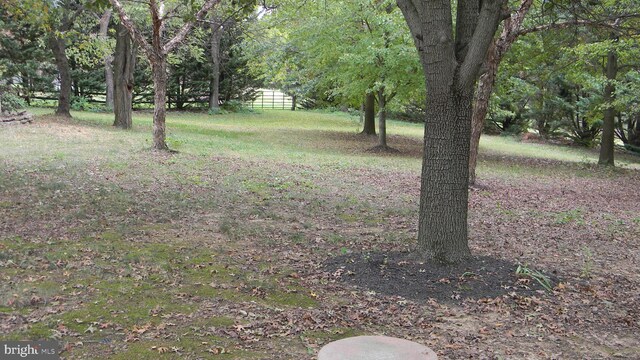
left=24, top=107, right=640, bottom=171
left=2, top=108, right=639, bottom=359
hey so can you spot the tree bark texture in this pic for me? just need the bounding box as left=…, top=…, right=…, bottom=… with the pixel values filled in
left=599, top=44, right=617, bottom=166
left=397, top=0, right=504, bottom=263
left=48, top=35, right=72, bottom=118
left=377, top=88, right=387, bottom=147
left=99, top=10, right=114, bottom=111
left=113, top=23, right=136, bottom=129
left=361, top=92, right=376, bottom=135
left=209, top=17, right=223, bottom=111
left=419, top=91, right=474, bottom=262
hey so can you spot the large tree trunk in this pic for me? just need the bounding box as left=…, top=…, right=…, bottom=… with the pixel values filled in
left=99, top=10, right=114, bottom=111
left=48, top=36, right=72, bottom=118
left=598, top=45, right=617, bottom=166
left=113, top=22, right=136, bottom=129
left=397, top=0, right=504, bottom=264
left=377, top=89, right=387, bottom=147
left=152, top=57, right=169, bottom=150
left=209, top=17, right=223, bottom=112
left=361, top=92, right=376, bottom=135
left=418, top=90, right=473, bottom=262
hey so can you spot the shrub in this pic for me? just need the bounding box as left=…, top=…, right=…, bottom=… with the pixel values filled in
left=0, top=91, right=26, bottom=113
left=208, top=107, right=226, bottom=115
left=221, top=99, right=254, bottom=113
left=71, top=96, right=93, bottom=111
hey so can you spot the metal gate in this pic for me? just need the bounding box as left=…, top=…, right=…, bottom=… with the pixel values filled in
left=249, top=89, right=294, bottom=110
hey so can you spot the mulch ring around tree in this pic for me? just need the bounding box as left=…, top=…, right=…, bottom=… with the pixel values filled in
left=324, top=251, right=559, bottom=303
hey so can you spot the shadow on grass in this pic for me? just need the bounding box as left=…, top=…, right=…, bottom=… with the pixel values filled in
left=286, top=130, right=424, bottom=158
left=324, top=251, right=559, bottom=303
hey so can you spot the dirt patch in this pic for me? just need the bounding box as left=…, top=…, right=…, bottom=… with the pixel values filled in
left=305, top=130, right=423, bottom=157
left=32, top=115, right=100, bottom=140
left=365, top=144, right=401, bottom=154
left=324, top=252, right=557, bottom=303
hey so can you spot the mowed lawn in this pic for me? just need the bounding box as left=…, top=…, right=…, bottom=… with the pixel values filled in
left=1, top=109, right=639, bottom=359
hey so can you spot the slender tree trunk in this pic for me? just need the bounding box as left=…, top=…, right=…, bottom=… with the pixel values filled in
left=113, top=22, right=136, bottom=129
left=469, top=68, right=494, bottom=185
left=105, top=60, right=115, bottom=111
left=175, top=74, right=185, bottom=110
left=152, top=57, right=169, bottom=150
left=209, top=17, right=223, bottom=111
left=536, top=80, right=555, bottom=137
left=377, top=88, right=387, bottom=147
left=99, top=10, right=114, bottom=111
left=630, top=113, right=640, bottom=148
left=21, top=75, right=31, bottom=105
left=469, top=0, right=534, bottom=185
left=361, top=92, right=376, bottom=135
left=599, top=43, right=617, bottom=166
left=48, top=36, right=72, bottom=118
left=291, top=94, right=297, bottom=111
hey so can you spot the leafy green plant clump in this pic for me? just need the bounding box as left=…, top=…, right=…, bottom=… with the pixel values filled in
left=515, top=264, right=553, bottom=292
left=209, top=100, right=256, bottom=115
left=0, top=90, right=26, bottom=113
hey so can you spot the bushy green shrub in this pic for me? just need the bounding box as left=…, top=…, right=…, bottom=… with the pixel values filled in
left=0, top=91, right=26, bottom=113
left=71, top=96, right=93, bottom=111
left=220, top=99, right=254, bottom=113
left=208, top=107, right=225, bottom=115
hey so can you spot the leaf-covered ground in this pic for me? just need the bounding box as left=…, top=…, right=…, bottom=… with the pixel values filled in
left=1, top=110, right=639, bottom=359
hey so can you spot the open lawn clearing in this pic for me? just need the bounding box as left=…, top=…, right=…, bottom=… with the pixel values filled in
left=1, top=109, right=639, bottom=359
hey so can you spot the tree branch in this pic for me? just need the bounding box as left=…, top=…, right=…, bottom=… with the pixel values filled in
left=458, top=0, right=504, bottom=89
left=455, top=0, right=480, bottom=62
left=198, top=3, right=254, bottom=33
left=503, top=0, right=534, bottom=42
left=164, top=0, right=221, bottom=54
left=59, top=2, right=86, bottom=32
left=395, top=0, right=424, bottom=50
left=516, top=16, right=638, bottom=37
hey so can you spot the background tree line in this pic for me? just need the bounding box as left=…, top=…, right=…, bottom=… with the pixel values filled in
left=0, top=0, right=262, bottom=117
left=2, top=0, right=638, bottom=156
